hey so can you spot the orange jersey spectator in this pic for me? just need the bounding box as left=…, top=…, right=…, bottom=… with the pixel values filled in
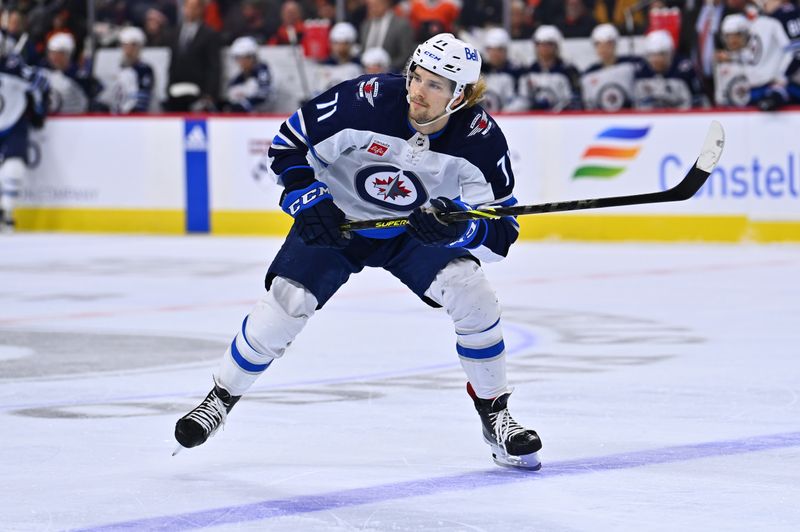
left=401, top=0, right=461, bottom=35
left=268, top=1, right=306, bottom=45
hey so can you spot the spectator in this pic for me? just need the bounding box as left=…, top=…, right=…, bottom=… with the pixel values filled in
left=165, top=0, right=221, bottom=111
left=222, top=0, right=278, bottom=44
left=633, top=29, right=705, bottom=109
left=360, top=0, right=415, bottom=73
left=224, top=36, right=273, bottom=112
left=402, top=0, right=461, bottom=41
left=478, top=27, right=523, bottom=112
left=316, top=22, right=363, bottom=93
left=315, top=0, right=338, bottom=24
left=3, top=8, right=38, bottom=64
left=509, top=0, right=535, bottom=40
left=345, top=0, right=368, bottom=30
left=27, top=1, right=88, bottom=63
left=267, top=1, right=306, bottom=45
left=531, top=0, right=565, bottom=26
left=144, top=8, right=171, bottom=47
left=693, top=0, right=725, bottom=99
left=593, top=0, right=646, bottom=34
left=581, top=23, right=647, bottom=110
left=517, top=25, right=582, bottom=111
left=556, top=0, right=598, bottom=39
left=361, top=46, right=391, bottom=73
left=103, top=26, right=155, bottom=114
left=459, top=0, right=504, bottom=30
left=41, top=32, right=101, bottom=114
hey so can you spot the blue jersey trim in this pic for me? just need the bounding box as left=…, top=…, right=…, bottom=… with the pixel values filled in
left=406, top=118, right=448, bottom=139
left=354, top=227, right=407, bottom=239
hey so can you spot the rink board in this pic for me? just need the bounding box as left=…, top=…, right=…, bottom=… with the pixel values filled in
left=16, top=110, right=800, bottom=241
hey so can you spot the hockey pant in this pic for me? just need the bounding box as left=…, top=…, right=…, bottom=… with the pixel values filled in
left=215, top=258, right=507, bottom=399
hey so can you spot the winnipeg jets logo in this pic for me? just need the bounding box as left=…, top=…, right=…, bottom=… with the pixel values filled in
left=373, top=174, right=411, bottom=200
left=468, top=111, right=492, bottom=137
left=354, top=164, right=428, bottom=211
left=357, top=77, right=381, bottom=107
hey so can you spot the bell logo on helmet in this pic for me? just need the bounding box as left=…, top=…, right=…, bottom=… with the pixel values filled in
left=464, top=48, right=479, bottom=61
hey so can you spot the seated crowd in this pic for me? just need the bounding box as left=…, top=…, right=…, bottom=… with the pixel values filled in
left=2, top=0, right=799, bottom=114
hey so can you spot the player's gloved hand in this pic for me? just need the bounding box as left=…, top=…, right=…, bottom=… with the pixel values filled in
left=406, top=197, right=480, bottom=248
left=281, top=181, right=351, bottom=249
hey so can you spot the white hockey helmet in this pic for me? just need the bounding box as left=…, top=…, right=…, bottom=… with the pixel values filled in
left=484, top=27, right=510, bottom=49
left=48, top=32, right=75, bottom=53
left=407, top=33, right=482, bottom=116
left=329, top=22, right=357, bottom=43
left=119, top=26, right=146, bottom=46
left=644, top=30, right=675, bottom=55
left=591, top=23, right=620, bottom=43
left=534, top=25, right=564, bottom=50
left=230, top=36, right=259, bottom=57
left=721, top=14, right=751, bottom=35
left=361, top=46, right=390, bottom=68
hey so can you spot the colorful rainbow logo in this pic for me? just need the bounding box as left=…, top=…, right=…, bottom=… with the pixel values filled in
left=572, top=126, right=651, bottom=179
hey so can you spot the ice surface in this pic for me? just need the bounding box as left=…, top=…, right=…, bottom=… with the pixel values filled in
left=1, top=234, right=799, bottom=531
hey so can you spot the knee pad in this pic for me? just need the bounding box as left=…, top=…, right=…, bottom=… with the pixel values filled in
left=230, top=276, right=318, bottom=372
left=425, top=258, right=501, bottom=334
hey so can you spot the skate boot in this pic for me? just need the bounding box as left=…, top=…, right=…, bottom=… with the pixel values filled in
left=467, top=382, right=542, bottom=470
left=174, top=381, right=241, bottom=453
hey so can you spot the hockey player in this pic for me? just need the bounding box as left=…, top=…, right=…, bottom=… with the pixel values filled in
left=517, top=25, right=582, bottom=111
left=361, top=46, right=391, bottom=74
left=581, top=23, right=647, bottom=111
left=715, top=13, right=792, bottom=110
left=174, top=33, right=543, bottom=470
left=479, top=27, right=522, bottom=112
left=633, top=30, right=705, bottom=110
left=224, top=36, right=273, bottom=113
left=758, top=0, right=800, bottom=41
left=104, top=27, right=155, bottom=114
left=41, top=33, right=101, bottom=114
left=755, top=0, right=800, bottom=103
left=316, top=22, right=363, bottom=94
left=0, top=32, right=48, bottom=230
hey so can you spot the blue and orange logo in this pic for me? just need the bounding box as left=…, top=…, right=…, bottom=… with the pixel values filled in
left=573, top=126, right=651, bottom=179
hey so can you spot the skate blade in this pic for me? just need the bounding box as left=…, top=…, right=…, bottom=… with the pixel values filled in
left=491, top=450, right=541, bottom=471
left=486, top=441, right=541, bottom=471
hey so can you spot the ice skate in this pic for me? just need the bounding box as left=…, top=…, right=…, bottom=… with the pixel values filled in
left=467, top=382, right=542, bottom=470
left=173, top=381, right=240, bottom=454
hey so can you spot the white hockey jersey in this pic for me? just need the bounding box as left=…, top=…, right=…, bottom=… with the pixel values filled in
left=267, top=74, right=520, bottom=262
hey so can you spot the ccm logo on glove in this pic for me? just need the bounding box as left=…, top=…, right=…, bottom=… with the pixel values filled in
left=282, top=182, right=333, bottom=217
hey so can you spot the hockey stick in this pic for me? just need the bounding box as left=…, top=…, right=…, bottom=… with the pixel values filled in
left=340, top=120, right=725, bottom=232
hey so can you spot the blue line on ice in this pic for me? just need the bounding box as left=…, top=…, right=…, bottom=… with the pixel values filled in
left=71, top=430, right=800, bottom=532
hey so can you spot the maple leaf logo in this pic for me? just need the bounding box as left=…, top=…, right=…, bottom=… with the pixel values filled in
left=373, top=174, right=412, bottom=201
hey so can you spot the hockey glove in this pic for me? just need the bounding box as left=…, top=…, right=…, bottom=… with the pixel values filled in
left=406, top=197, right=482, bottom=248
left=281, top=181, right=351, bottom=249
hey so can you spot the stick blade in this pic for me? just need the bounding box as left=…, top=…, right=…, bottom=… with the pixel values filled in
left=696, top=120, right=725, bottom=173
